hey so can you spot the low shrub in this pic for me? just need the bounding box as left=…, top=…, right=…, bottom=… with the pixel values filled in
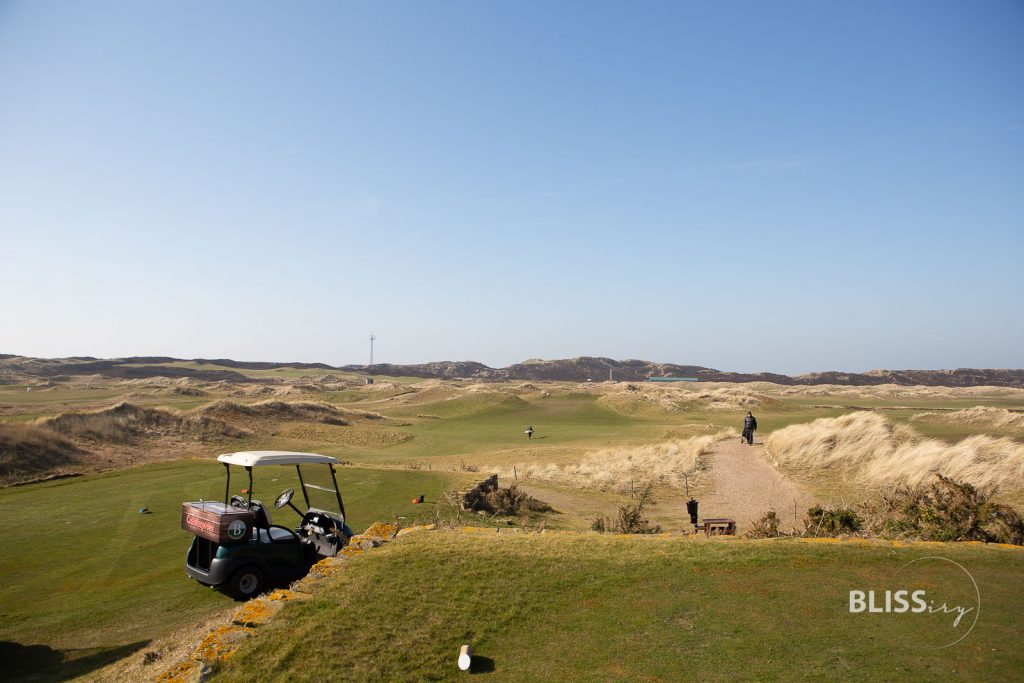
left=592, top=485, right=661, bottom=534
left=866, top=474, right=1024, bottom=545
left=805, top=505, right=862, bottom=536
left=461, top=477, right=552, bottom=516
left=746, top=510, right=784, bottom=538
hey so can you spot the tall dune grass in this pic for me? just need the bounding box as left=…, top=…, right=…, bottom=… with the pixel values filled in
left=912, top=406, right=1024, bottom=430
left=765, top=412, right=1024, bottom=491
left=491, top=429, right=736, bottom=492
left=0, top=423, right=85, bottom=481
left=39, top=402, right=248, bottom=442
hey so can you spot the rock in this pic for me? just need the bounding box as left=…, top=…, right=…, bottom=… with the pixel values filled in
left=360, top=521, right=399, bottom=541
left=156, top=658, right=211, bottom=683
left=231, top=598, right=284, bottom=627
left=266, top=588, right=307, bottom=602
left=290, top=574, right=326, bottom=594
left=191, top=625, right=255, bottom=665
left=309, top=556, right=347, bottom=576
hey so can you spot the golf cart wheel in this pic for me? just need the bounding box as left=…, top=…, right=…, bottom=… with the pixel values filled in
left=227, top=566, right=264, bottom=601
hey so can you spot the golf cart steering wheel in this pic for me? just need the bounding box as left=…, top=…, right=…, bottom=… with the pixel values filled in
left=274, top=488, right=295, bottom=509
left=230, top=495, right=249, bottom=510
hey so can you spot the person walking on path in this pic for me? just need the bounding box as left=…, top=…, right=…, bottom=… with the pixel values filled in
left=525, top=425, right=534, bottom=439
left=742, top=412, right=758, bottom=445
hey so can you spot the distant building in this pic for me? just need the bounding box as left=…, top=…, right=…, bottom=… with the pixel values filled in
left=647, top=377, right=699, bottom=382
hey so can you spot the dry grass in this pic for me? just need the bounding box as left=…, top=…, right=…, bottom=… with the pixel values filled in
left=912, top=406, right=1024, bottom=430
left=39, top=402, right=248, bottom=443
left=197, top=399, right=369, bottom=425
left=2, top=398, right=391, bottom=483
left=0, top=423, right=85, bottom=482
left=490, top=429, right=736, bottom=493
left=595, top=383, right=780, bottom=415
left=777, top=383, right=1024, bottom=401
left=765, top=412, right=1024, bottom=492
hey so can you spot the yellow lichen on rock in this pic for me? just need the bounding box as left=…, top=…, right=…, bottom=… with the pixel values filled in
left=192, top=624, right=255, bottom=664
left=231, top=597, right=284, bottom=627
left=155, top=658, right=207, bottom=683
left=266, top=588, right=306, bottom=601
left=361, top=521, right=398, bottom=540
left=309, top=556, right=347, bottom=577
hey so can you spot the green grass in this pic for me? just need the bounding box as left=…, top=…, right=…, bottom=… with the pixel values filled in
left=213, top=531, right=1024, bottom=682
left=0, top=461, right=450, bottom=681
left=354, top=395, right=671, bottom=465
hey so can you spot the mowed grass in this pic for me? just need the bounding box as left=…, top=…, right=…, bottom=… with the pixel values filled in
left=353, top=395, right=688, bottom=466
left=214, top=531, right=1024, bottom=682
left=0, top=461, right=450, bottom=681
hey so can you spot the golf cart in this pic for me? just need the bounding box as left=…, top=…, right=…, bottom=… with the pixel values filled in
left=182, top=451, right=353, bottom=599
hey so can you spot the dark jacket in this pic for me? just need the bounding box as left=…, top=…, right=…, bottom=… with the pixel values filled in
left=743, top=415, right=757, bottom=431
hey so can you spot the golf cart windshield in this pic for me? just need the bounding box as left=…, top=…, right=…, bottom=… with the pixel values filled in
left=298, top=464, right=344, bottom=518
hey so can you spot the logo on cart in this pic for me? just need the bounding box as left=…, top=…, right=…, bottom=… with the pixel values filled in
left=227, top=520, right=247, bottom=540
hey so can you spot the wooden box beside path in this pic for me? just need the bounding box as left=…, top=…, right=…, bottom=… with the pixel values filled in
left=182, top=501, right=255, bottom=544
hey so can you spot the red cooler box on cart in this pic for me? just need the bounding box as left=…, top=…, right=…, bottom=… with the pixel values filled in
left=181, top=501, right=254, bottom=544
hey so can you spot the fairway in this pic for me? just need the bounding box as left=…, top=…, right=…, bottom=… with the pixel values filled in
left=0, top=462, right=450, bottom=682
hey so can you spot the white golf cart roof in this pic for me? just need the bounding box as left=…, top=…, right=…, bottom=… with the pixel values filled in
left=217, top=451, right=340, bottom=467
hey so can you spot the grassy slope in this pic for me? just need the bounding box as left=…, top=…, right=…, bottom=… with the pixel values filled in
left=214, top=531, right=1024, bottom=682
left=0, top=462, right=450, bottom=681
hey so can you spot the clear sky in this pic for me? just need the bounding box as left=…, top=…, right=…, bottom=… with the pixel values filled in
left=1, top=1, right=1021, bottom=374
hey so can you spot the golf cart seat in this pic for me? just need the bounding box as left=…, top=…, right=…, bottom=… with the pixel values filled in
left=255, top=525, right=300, bottom=543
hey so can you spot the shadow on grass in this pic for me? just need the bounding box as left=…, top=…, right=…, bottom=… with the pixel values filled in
left=0, top=640, right=150, bottom=682
left=470, top=655, right=496, bottom=673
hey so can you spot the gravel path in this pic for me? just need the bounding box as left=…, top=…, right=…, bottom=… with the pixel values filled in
left=699, top=437, right=816, bottom=534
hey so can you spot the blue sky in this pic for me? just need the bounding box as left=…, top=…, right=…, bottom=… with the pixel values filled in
left=1, top=1, right=1021, bottom=374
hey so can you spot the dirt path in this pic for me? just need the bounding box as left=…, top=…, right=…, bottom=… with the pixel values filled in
left=513, top=438, right=817, bottom=534
left=699, top=438, right=816, bottom=534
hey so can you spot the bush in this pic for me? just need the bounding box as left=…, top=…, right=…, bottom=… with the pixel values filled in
left=805, top=505, right=862, bottom=536
left=592, top=485, right=661, bottom=534
left=746, top=510, right=783, bottom=538
left=485, top=485, right=529, bottom=515
left=866, top=474, right=1024, bottom=545
left=461, top=477, right=552, bottom=516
